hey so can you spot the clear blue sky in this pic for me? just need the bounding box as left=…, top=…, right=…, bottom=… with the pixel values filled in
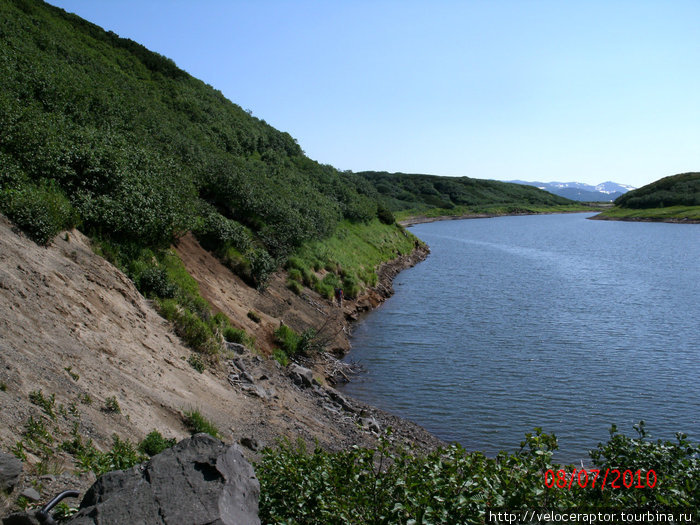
left=47, top=1, right=700, bottom=188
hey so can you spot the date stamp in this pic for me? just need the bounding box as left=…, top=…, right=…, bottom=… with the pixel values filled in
left=544, top=468, right=657, bottom=491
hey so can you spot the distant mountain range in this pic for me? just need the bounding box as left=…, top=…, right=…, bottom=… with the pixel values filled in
left=508, top=181, right=636, bottom=202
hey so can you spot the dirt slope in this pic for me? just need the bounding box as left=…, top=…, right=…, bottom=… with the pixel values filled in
left=0, top=215, right=439, bottom=514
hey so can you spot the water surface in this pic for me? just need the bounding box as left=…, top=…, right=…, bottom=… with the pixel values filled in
left=340, top=213, right=700, bottom=462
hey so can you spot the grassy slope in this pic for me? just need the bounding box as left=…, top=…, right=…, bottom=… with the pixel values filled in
left=595, top=172, right=700, bottom=221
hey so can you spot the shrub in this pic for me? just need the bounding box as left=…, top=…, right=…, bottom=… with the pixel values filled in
left=288, top=268, right=303, bottom=283
left=273, top=325, right=302, bottom=356
left=183, top=409, right=220, bottom=438
left=0, top=179, right=77, bottom=245
left=377, top=204, right=395, bottom=225
left=138, top=430, right=176, bottom=457
left=247, top=310, right=261, bottom=323
left=136, top=266, right=177, bottom=298
left=223, top=326, right=246, bottom=344
left=272, top=348, right=289, bottom=367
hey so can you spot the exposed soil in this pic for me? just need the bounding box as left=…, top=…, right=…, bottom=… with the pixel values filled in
left=0, top=215, right=438, bottom=515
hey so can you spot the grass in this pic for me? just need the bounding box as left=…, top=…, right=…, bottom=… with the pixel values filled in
left=182, top=409, right=220, bottom=438
left=288, top=219, right=420, bottom=300
left=594, top=205, right=700, bottom=221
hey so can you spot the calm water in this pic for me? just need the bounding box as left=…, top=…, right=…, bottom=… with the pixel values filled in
left=340, top=213, right=700, bottom=462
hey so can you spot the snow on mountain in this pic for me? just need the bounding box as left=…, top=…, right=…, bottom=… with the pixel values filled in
left=507, top=180, right=636, bottom=202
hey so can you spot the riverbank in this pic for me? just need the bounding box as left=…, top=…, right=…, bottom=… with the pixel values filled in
left=589, top=205, right=700, bottom=223
left=399, top=207, right=597, bottom=226
left=0, top=215, right=442, bottom=516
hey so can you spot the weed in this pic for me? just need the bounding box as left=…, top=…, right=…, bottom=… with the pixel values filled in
left=103, top=396, right=121, bottom=414
left=79, top=393, right=92, bottom=405
left=247, top=310, right=261, bottom=323
left=182, top=409, right=220, bottom=438
left=0, top=381, right=7, bottom=392
left=188, top=354, right=205, bottom=373
left=286, top=278, right=303, bottom=295
left=29, top=390, right=56, bottom=420
left=11, top=441, right=27, bottom=461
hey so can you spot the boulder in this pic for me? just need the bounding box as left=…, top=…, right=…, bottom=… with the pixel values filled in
left=288, top=364, right=314, bottom=388
left=0, top=452, right=22, bottom=493
left=68, top=434, right=260, bottom=525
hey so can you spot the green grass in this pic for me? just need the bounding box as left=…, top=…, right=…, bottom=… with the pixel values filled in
left=182, top=409, right=220, bottom=438
left=289, top=219, right=420, bottom=299
left=595, top=205, right=700, bottom=221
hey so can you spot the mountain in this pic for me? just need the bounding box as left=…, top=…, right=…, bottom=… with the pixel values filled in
left=508, top=180, right=636, bottom=201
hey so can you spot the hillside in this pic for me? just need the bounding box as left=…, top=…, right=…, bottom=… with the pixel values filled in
left=359, top=171, right=582, bottom=217
left=592, top=172, right=700, bottom=222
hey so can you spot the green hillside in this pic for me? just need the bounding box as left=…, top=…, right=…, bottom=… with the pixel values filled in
left=595, top=173, right=700, bottom=222
left=360, top=171, right=574, bottom=215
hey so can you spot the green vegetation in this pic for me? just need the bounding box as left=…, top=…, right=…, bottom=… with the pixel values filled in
left=182, top=409, right=220, bottom=438
left=258, top=425, right=699, bottom=523
left=273, top=324, right=317, bottom=358
left=593, top=173, right=700, bottom=222
left=359, top=171, right=581, bottom=217
left=615, top=172, right=700, bottom=209
left=138, top=430, right=177, bottom=457
left=102, top=396, right=121, bottom=414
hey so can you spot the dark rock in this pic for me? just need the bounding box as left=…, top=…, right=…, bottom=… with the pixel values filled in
left=225, top=342, right=246, bottom=354
left=241, top=372, right=255, bottom=383
left=2, top=512, right=40, bottom=525
left=67, top=433, right=260, bottom=525
left=328, top=389, right=355, bottom=413
left=239, top=437, right=261, bottom=452
left=19, top=488, right=40, bottom=502
left=0, top=452, right=22, bottom=493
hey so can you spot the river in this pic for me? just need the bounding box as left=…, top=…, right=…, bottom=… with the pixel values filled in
left=340, top=213, right=700, bottom=463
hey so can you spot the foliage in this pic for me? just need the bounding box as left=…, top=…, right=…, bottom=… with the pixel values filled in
left=614, top=172, right=700, bottom=209
left=247, top=310, right=261, bottom=323
left=182, top=409, right=220, bottom=438
left=138, top=430, right=176, bottom=457
left=29, top=389, right=56, bottom=420
left=257, top=426, right=700, bottom=524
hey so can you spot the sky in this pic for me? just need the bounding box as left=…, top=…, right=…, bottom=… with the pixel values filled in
left=46, top=1, right=700, bottom=188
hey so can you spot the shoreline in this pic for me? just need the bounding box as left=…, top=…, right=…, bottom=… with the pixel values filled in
left=588, top=213, right=700, bottom=224
left=398, top=209, right=596, bottom=227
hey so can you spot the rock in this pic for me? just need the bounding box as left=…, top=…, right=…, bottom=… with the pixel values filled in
left=239, top=437, right=261, bottom=452
left=68, top=433, right=260, bottom=525
left=359, top=416, right=381, bottom=434
left=241, top=384, right=269, bottom=400
left=288, top=364, right=314, bottom=388
left=328, top=389, right=355, bottom=413
left=225, top=342, right=246, bottom=354
left=2, top=511, right=41, bottom=525
left=241, top=372, right=255, bottom=383
left=0, top=452, right=22, bottom=493
left=19, top=488, right=40, bottom=502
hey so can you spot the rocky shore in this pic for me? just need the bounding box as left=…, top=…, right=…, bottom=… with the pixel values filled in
left=0, top=215, right=441, bottom=519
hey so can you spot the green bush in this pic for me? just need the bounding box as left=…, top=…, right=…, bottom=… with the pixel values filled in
left=223, top=326, right=247, bottom=344
left=187, top=353, right=205, bottom=373
left=288, top=268, right=303, bottom=283
left=377, top=204, right=395, bottom=225
left=257, top=426, right=700, bottom=523
left=138, top=430, right=176, bottom=457
left=272, top=348, right=289, bottom=367
left=273, top=325, right=302, bottom=357
left=136, top=266, right=177, bottom=298
left=0, top=179, right=77, bottom=245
